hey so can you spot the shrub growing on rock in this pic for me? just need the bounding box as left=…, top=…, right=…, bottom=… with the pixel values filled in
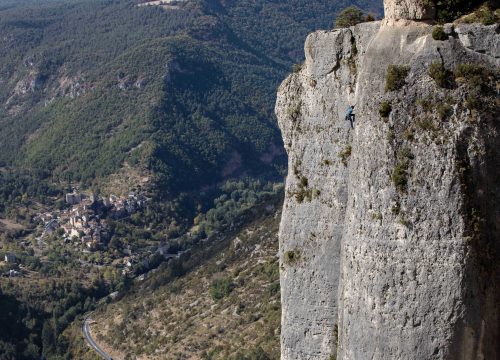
left=456, top=63, right=481, bottom=78
left=437, top=103, right=453, bottom=120
left=283, top=249, right=301, bottom=265
left=385, top=65, right=410, bottom=92
left=465, top=95, right=482, bottom=110
left=392, top=163, right=409, bottom=191
left=428, top=61, right=454, bottom=88
left=435, top=0, right=493, bottom=23
left=455, top=63, right=490, bottom=87
left=335, top=6, right=364, bottom=28
left=209, top=278, right=235, bottom=300
left=458, top=3, right=499, bottom=24
left=292, top=62, right=303, bottom=73
left=398, top=147, right=414, bottom=161
left=432, top=26, right=448, bottom=40
left=379, top=101, right=392, bottom=118
left=392, top=148, right=414, bottom=192
left=334, top=6, right=374, bottom=28
left=365, top=13, right=376, bottom=22
left=338, top=145, right=352, bottom=166
left=287, top=102, right=302, bottom=120
left=455, top=63, right=494, bottom=106
left=417, top=117, right=437, bottom=131
left=474, top=4, right=497, bottom=25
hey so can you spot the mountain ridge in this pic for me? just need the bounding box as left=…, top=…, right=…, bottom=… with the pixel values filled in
left=0, top=0, right=383, bottom=196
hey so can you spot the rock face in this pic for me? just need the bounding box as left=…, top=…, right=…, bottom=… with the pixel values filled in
left=276, top=12, right=499, bottom=360
left=384, top=0, right=435, bottom=20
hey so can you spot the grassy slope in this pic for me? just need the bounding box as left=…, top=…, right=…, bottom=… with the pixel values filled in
left=72, top=206, right=281, bottom=359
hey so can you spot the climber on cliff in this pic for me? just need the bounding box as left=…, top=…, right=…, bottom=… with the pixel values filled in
left=345, top=105, right=355, bottom=129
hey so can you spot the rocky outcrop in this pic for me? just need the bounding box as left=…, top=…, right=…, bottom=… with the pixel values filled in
left=276, top=8, right=499, bottom=360
left=384, top=0, right=435, bottom=20
left=13, top=71, right=44, bottom=95
left=455, top=23, right=500, bottom=59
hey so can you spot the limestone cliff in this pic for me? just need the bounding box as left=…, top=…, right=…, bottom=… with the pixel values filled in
left=276, top=2, right=499, bottom=359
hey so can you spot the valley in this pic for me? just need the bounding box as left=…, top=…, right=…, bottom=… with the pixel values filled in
left=79, top=206, right=281, bottom=359
left=0, top=0, right=393, bottom=359
left=0, top=0, right=497, bottom=357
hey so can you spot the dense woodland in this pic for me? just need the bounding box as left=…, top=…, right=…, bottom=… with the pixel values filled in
left=0, top=169, right=61, bottom=217
left=0, top=0, right=381, bottom=195
left=0, top=279, right=107, bottom=360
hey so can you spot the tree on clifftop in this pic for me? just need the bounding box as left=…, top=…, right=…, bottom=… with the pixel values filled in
left=335, top=6, right=375, bottom=28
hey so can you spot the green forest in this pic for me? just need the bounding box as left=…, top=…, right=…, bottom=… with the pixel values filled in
left=0, top=0, right=382, bottom=196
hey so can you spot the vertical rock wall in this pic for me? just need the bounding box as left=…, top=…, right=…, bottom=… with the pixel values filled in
left=338, top=22, right=499, bottom=359
left=276, top=10, right=500, bottom=360
left=276, top=22, right=381, bottom=360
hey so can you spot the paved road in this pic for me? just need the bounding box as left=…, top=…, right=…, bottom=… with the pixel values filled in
left=83, top=317, right=113, bottom=360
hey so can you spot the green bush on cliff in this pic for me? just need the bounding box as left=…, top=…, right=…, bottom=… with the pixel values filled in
left=334, top=6, right=375, bottom=28
left=385, top=65, right=410, bottom=92
left=398, top=147, right=414, bottom=161
left=437, top=103, right=453, bottom=120
left=465, top=95, right=482, bottom=110
left=392, top=148, right=414, bottom=191
left=432, top=26, right=448, bottom=41
left=455, top=63, right=491, bottom=84
left=209, top=278, right=235, bottom=300
left=428, top=61, right=454, bottom=88
left=475, top=4, right=498, bottom=25
left=455, top=63, right=495, bottom=111
left=338, top=145, right=352, bottom=166
left=435, top=0, right=498, bottom=23
left=291, top=175, right=320, bottom=203
left=379, top=101, right=392, bottom=118
left=392, top=163, right=409, bottom=191
left=283, top=249, right=301, bottom=265
left=335, top=6, right=364, bottom=27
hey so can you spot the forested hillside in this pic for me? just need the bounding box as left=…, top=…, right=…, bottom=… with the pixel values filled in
left=0, top=1, right=384, bottom=359
left=0, top=0, right=382, bottom=195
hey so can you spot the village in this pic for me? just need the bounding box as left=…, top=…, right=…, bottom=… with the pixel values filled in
left=1, top=189, right=187, bottom=279
left=34, top=190, right=147, bottom=251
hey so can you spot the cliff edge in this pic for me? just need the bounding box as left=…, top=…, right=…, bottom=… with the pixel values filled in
left=276, top=1, right=499, bottom=359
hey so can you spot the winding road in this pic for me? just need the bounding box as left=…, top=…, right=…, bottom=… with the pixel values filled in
left=83, top=317, right=113, bottom=360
